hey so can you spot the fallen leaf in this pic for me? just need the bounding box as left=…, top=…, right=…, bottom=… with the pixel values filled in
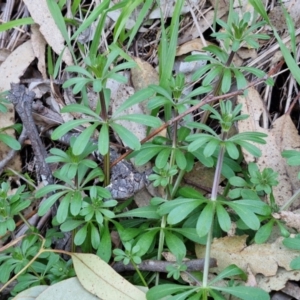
left=72, top=253, right=147, bottom=300
left=256, top=268, right=300, bottom=292
left=195, top=235, right=299, bottom=276
left=176, top=39, right=211, bottom=56
left=237, top=87, right=300, bottom=209
left=14, top=277, right=100, bottom=299
left=131, top=57, right=159, bottom=92
left=23, top=0, right=73, bottom=66
left=31, top=24, right=47, bottom=79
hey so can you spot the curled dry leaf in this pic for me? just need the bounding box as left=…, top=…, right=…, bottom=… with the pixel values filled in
left=195, top=235, right=299, bottom=277
left=72, top=253, right=146, bottom=300
left=237, top=87, right=300, bottom=209
left=273, top=211, right=300, bottom=232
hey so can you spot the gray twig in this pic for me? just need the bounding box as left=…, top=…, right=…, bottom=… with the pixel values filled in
left=7, top=83, right=53, bottom=186
left=113, top=258, right=217, bottom=273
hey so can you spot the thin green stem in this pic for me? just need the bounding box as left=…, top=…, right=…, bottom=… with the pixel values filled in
left=104, top=152, right=110, bottom=186
left=18, top=213, right=34, bottom=230
left=155, top=215, right=167, bottom=285
left=131, top=260, right=148, bottom=287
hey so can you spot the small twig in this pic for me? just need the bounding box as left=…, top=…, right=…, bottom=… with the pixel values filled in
left=112, top=258, right=217, bottom=273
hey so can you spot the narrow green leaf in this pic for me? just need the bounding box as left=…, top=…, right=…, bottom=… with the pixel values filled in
left=73, top=123, right=98, bottom=155
left=213, top=286, right=270, bottom=300
left=255, top=220, right=274, bottom=244
left=115, top=205, right=160, bottom=219
left=0, top=18, right=34, bottom=32
left=0, top=134, right=21, bottom=150
left=98, top=124, right=109, bottom=156
left=216, top=203, right=231, bottom=232
left=165, top=231, right=186, bottom=259
left=114, top=114, right=161, bottom=128
left=110, top=123, right=140, bottom=150
left=113, top=88, right=154, bottom=116
left=51, top=119, right=95, bottom=140
left=167, top=201, right=201, bottom=225
left=196, top=202, right=215, bottom=237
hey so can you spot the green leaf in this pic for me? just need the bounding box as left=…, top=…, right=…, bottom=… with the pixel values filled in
left=115, top=205, right=160, bottom=219
left=196, top=202, right=215, bottom=237
left=61, top=104, right=101, bottom=119
left=146, top=284, right=193, bottom=300
left=175, top=149, right=187, bottom=170
left=57, top=194, right=71, bottom=223
left=74, top=223, right=88, bottom=245
left=221, top=68, right=232, bottom=93
left=97, top=223, right=112, bottom=262
left=213, top=286, right=270, bottom=300
left=255, top=219, right=274, bottom=244
left=0, top=134, right=21, bottom=150
left=110, top=123, right=140, bottom=150
left=171, top=228, right=207, bottom=244
left=210, top=264, right=247, bottom=284
left=73, top=123, right=98, bottom=155
left=227, top=202, right=260, bottom=230
left=51, top=119, right=95, bottom=140
left=65, top=66, right=94, bottom=79
left=0, top=17, right=34, bottom=32
left=136, top=229, right=159, bottom=256
left=113, top=88, right=154, bottom=116
left=283, top=234, right=300, bottom=250
left=229, top=176, right=248, bottom=187
left=38, top=191, right=67, bottom=216
left=98, top=124, right=109, bottom=155
left=134, top=145, right=162, bottom=165
left=114, top=114, right=161, bottom=128
left=155, top=148, right=171, bottom=168
left=290, top=256, right=300, bottom=270
left=60, top=220, right=84, bottom=231
left=216, top=203, right=231, bottom=232
left=91, top=223, right=100, bottom=249
left=165, top=231, right=186, bottom=259
left=167, top=201, right=202, bottom=225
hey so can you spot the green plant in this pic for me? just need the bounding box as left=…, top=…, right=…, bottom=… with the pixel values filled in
left=0, top=182, right=31, bottom=236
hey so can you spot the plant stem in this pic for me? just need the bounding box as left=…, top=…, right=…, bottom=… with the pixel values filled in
left=99, top=90, right=110, bottom=185
left=131, top=260, right=148, bottom=287
left=202, top=136, right=227, bottom=287
left=155, top=215, right=167, bottom=285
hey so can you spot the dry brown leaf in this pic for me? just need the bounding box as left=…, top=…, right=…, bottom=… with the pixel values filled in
left=195, top=235, right=299, bottom=276
left=176, top=39, right=211, bottom=56
left=256, top=268, right=300, bottom=292
left=237, top=87, right=300, bottom=209
left=273, top=211, right=300, bottom=232
left=131, top=57, right=159, bottom=92
left=31, top=24, right=47, bottom=79
left=23, top=0, right=73, bottom=66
